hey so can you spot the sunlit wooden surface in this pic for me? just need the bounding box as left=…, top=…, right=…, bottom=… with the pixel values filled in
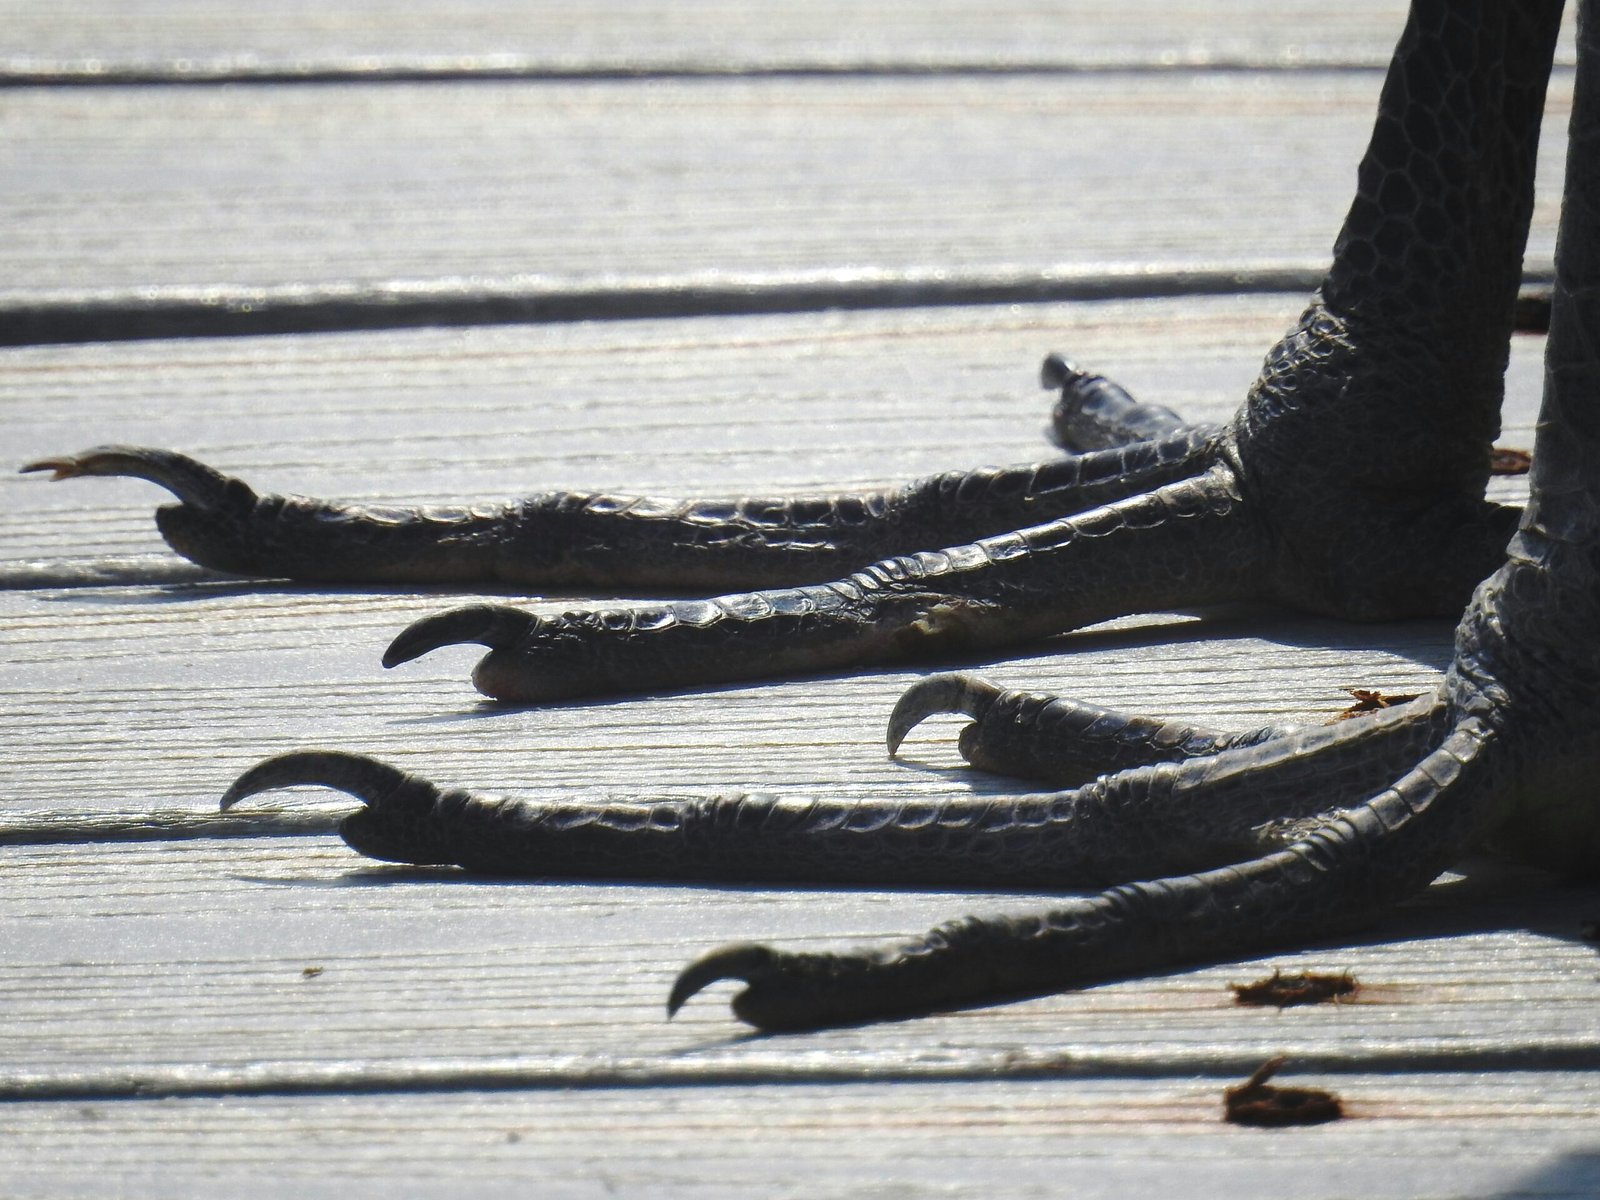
left=0, top=4, right=1595, bottom=1196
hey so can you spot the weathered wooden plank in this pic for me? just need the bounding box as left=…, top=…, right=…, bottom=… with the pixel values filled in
left=2, top=0, right=1577, bottom=80
left=0, top=837, right=1594, bottom=1084
left=0, top=72, right=1571, bottom=306
left=3, top=1073, right=1600, bottom=1199
left=0, top=8, right=1585, bottom=1187
left=0, top=584, right=1473, bottom=820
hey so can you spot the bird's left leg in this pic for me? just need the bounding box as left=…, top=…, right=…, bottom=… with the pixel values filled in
left=663, top=3, right=1600, bottom=1026
left=231, top=0, right=1600, bottom=1030
left=316, top=0, right=1562, bottom=704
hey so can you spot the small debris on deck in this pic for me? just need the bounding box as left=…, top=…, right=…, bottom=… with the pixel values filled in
left=1224, top=1057, right=1344, bottom=1128
left=1334, top=688, right=1422, bottom=721
left=1231, top=969, right=1359, bottom=1008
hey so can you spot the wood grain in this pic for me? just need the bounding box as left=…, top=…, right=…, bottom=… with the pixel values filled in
left=2, top=0, right=1575, bottom=80
left=0, top=72, right=1571, bottom=308
left=3, top=6, right=1593, bottom=1188
left=0, top=836, right=1594, bottom=1082
left=2, top=1073, right=1596, bottom=1199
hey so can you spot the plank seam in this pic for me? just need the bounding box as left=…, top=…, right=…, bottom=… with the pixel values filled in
left=0, top=61, right=1400, bottom=89
left=4, top=1044, right=1598, bottom=1104
left=0, top=811, right=342, bottom=846
left=0, top=266, right=1556, bottom=347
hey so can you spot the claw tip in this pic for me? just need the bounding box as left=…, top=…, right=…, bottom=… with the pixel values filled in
left=19, top=458, right=70, bottom=479
left=219, top=749, right=410, bottom=811
left=1040, top=353, right=1083, bottom=390
left=886, top=673, right=999, bottom=757
left=666, top=942, right=777, bottom=1019
left=383, top=603, right=530, bottom=668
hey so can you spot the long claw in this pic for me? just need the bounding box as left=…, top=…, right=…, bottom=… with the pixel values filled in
left=382, top=604, right=539, bottom=668
left=20, top=445, right=248, bottom=510
left=666, top=942, right=780, bottom=1018
left=886, top=672, right=1003, bottom=757
left=219, top=749, right=409, bottom=810
left=222, top=750, right=460, bottom=866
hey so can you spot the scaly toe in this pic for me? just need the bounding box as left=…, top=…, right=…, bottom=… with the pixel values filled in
left=886, top=673, right=1003, bottom=756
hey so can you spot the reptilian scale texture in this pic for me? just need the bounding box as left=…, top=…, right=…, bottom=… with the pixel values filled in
left=32, top=0, right=1600, bottom=1030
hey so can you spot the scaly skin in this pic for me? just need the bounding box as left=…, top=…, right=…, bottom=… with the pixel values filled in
left=37, top=0, right=1600, bottom=1030
left=17, top=0, right=1549, bottom=703
left=21, top=421, right=1217, bottom=592
left=884, top=672, right=1434, bottom=789
left=670, top=0, right=1600, bottom=1024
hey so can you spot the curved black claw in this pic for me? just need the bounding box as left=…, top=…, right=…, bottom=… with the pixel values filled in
left=23, top=444, right=521, bottom=583
left=382, top=604, right=539, bottom=669
left=219, top=749, right=410, bottom=811
left=886, top=672, right=1002, bottom=757
left=21, top=444, right=278, bottom=576
left=671, top=939, right=974, bottom=1033
left=669, top=942, right=909, bottom=1031
left=888, top=670, right=1289, bottom=787
left=21, top=445, right=251, bottom=511
left=666, top=942, right=782, bottom=1020
left=666, top=939, right=952, bottom=1032
left=669, top=941, right=926, bottom=1032
left=220, top=749, right=459, bottom=865
left=386, top=603, right=596, bottom=703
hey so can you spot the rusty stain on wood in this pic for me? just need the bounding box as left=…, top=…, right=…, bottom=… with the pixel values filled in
left=1224, top=1057, right=1344, bottom=1127
left=1230, top=969, right=1359, bottom=1008
left=1335, top=688, right=1423, bottom=720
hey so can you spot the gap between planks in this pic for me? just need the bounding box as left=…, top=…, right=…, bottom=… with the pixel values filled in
left=0, top=267, right=1559, bottom=349
left=2, top=1075, right=1597, bottom=1200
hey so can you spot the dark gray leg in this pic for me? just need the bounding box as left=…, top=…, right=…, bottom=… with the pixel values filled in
left=23, top=4, right=1554, bottom=704
left=674, top=0, right=1600, bottom=1026
left=213, top=0, right=1600, bottom=1034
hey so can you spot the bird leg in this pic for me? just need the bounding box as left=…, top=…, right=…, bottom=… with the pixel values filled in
left=22, top=4, right=1556, bottom=703
left=24, top=0, right=1592, bottom=1035
left=665, top=0, right=1600, bottom=1025
left=212, top=0, right=1600, bottom=1033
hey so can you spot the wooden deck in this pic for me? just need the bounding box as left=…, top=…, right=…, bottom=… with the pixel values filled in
left=2, top=3, right=1597, bottom=1195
